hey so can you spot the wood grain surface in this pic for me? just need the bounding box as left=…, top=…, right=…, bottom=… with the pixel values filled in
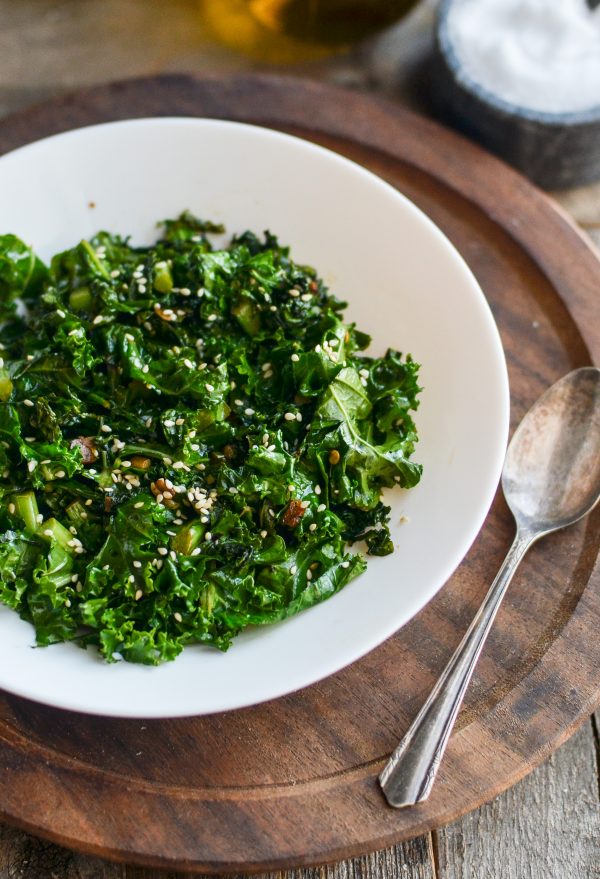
left=0, top=74, right=598, bottom=875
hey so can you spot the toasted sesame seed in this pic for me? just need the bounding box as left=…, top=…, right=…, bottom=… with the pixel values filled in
left=175, top=418, right=185, bottom=426
left=135, top=589, right=143, bottom=601
left=85, top=498, right=93, bottom=506
left=291, top=353, right=300, bottom=362
left=284, top=412, right=296, bottom=421
left=174, top=612, right=183, bottom=623
left=23, top=399, right=34, bottom=407
left=158, top=547, right=168, bottom=556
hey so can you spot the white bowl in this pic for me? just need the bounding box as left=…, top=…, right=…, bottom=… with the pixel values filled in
left=0, top=118, right=509, bottom=717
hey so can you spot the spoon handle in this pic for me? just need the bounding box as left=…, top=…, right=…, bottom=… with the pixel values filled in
left=379, top=529, right=534, bottom=808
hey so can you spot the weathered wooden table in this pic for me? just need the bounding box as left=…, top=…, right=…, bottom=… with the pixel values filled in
left=0, top=2, right=599, bottom=877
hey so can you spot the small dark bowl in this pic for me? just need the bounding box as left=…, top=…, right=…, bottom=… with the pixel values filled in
left=431, top=0, right=600, bottom=189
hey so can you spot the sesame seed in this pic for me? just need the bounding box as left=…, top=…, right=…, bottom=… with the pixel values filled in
left=268, top=508, right=275, bottom=517
left=65, top=598, right=71, bottom=607
left=289, top=289, right=300, bottom=298
left=100, top=424, right=112, bottom=433
left=156, top=493, right=164, bottom=503
left=175, top=418, right=185, bottom=426
left=306, top=569, right=313, bottom=579
left=85, top=498, right=93, bottom=506
left=309, top=523, right=317, bottom=531
left=121, top=460, right=132, bottom=468
left=174, top=612, right=183, bottom=623
left=169, top=550, right=177, bottom=561
left=43, top=529, right=53, bottom=537
left=260, top=530, right=268, bottom=538
left=301, top=293, right=312, bottom=302
left=291, top=353, right=300, bottom=362
left=207, top=314, right=217, bottom=321
left=184, top=359, right=194, bottom=370
left=269, top=304, right=277, bottom=312
left=264, top=370, right=273, bottom=378
left=296, top=412, right=302, bottom=422
left=315, top=485, right=322, bottom=495
left=172, top=461, right=188, bottom=470
left=125, top=333, right=135, bottom=342
left=300, top=500, right=310, bottom=509
left=157, top=547, right=168, bottom=556
left=155, top=559, right=163, bottom=569
left=24, top=399, right=34, bottom=407
left=26, top=354, right=34, bottom=361
left=205, top=383, right=215, bottom=392
left=133, top=561, right=142, bottom=568
left=27, top=460, right=37, bottom=472
left=93, top=315, right=103, bottom=325
left=36, top=513, right=43, bottom=524
left=261, top=362, right=272, bottom=372
left=359, top=368, right=369, bottom=378
left=8, top=503, right=15, bottom=514
left=284, top=412, right=296, bottom=421
left=135, top=589, right=143, bottom=600
left=110, top=269, right=120, bottom=278
left=245, top=408, right=255, bottom=416
left=134, top=501, right=144, bottom=509
left=142, top=364, right=149, bottom=374
left=290, top=565, right=298, bottom=574
left=191, top=547, right=201, bottom=556
left=204, top=532, right=212, bottom=541
left=164, top=419, right=175, bottom=427
left=317, top=503, right=326, bottom=513
left=0, top=358, right=3, bottom=368
left=55, top=470, right=66, bottom=479
left=56, top=308, right=66, bottom=318
left=267, top=443, right=276, bottom=452
left=128, top=575, right=135, bottom=584
left=69, top=526, right=77, bottom=535
left=341, top=561, right=350, bottom=568
left=88, top=468, right=97, bottom=475
left=76, top=582, right=83, bottom=592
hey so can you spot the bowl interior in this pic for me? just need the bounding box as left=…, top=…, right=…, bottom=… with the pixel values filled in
left=0, top=118, right=509, bottom=716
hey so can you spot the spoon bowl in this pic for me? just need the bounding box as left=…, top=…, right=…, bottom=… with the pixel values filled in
left=503, top=367, right=600, bottom=535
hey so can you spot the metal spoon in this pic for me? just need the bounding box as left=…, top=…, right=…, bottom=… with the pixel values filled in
left=379, top=366, right=600, bottom=808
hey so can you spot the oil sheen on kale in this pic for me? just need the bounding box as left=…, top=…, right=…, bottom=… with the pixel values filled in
left=0, top=214, right=422, bottom=665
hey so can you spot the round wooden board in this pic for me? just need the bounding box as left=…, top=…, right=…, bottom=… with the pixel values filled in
left=0, top=74, right=598, bottom=874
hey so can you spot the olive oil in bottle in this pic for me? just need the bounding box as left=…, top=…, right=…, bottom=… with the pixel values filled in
left=201, top=0, right=420, bottom=62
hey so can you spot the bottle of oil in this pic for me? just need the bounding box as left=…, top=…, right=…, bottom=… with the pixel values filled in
left=202, top=0, right=421, bottom=63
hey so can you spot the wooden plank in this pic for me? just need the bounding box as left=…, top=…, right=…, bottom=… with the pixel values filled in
left=0, top=824, right=123, bottom=878
left=433, top=720, right=600, bottom=879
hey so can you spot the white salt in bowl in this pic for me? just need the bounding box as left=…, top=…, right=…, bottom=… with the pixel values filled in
left=432, top=0, right=600, bottom=189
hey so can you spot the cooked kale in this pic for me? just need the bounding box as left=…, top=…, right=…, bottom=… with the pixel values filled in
left=0, top=214, right=422, bottom=664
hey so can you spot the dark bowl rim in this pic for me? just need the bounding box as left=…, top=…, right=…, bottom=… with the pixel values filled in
left=437, top=0, right=600, bottom=126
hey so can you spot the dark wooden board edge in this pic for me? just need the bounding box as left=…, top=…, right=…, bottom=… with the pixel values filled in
left=0, top=74, right=598, bottom=873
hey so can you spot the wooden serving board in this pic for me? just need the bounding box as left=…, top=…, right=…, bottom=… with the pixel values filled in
left=0, top=74, right=598, bottom=874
